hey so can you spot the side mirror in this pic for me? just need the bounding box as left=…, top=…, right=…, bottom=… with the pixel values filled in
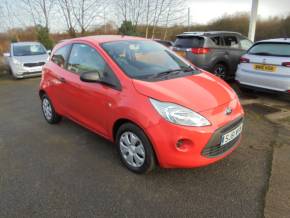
left=80, top=71, right=101, bottom=83
left=3, top=53, right=10, bottom=57
left=47, top=50, right=51, bottom=55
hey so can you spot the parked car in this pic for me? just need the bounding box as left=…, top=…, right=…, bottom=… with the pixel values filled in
left=39, top=35, right=244, bottom=173
left=172, top=31, right=253, bottom=80
left=4, top=42, right=50, bottom=79
left=154, top=39, right=174, bottom=48
left=236, top=38, right=290, bottom=94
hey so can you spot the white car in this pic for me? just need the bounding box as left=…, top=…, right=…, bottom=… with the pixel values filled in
left=235, top=38, right=290, bottom=94
left=4, top=42, right=50, bottom=79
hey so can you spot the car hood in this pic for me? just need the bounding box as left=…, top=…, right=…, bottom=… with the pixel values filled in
left=13, top=54, right=48, bottom=63
left=133, top=72, right=237, bottom=112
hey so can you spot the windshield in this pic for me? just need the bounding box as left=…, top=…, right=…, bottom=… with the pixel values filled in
left=248, top=42, right=290, bottom=57
left=102, top=40, right=199, bottom=80
left=13, top=44, right=47, bottom=56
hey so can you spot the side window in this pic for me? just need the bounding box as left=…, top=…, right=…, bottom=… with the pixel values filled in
left=223, top=36, right=239, bottom=48
left=67, top=44, right=106, bottom=74
left=210, top=36, right=223, bottom=46
left=67, top=43, right=120, bottom=89
left=51, top=45, right=71, bottom=68
left=240, top=39, right=253, bottom=50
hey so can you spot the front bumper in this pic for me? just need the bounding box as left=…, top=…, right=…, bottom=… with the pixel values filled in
left=146, top=99, right=244, bottom=168
left=11, top=64, right=43, bottom=78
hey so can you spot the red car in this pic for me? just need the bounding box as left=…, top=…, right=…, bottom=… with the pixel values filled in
left=39, top=35, right=244, bottom=173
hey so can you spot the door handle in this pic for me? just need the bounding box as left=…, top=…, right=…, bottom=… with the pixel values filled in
left=59, top=77, right=66, bottom=83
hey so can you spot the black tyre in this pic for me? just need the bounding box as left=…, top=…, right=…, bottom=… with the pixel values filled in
left=116, top=123, right=156, bottom=174
left=212, top=63, right=228, bottom=80
left=41, top=94, right=62, bottom=124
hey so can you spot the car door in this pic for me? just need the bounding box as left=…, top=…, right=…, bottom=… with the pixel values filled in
left=48, top=44, right=72, bottom=114
left=222, top=34, right=243, bottom=73
left=64, top=43, right=121, bottom=137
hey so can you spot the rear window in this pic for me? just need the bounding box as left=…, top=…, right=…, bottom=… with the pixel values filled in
left=174, top=36, right=204, bottom=48
left=248, top=42, right=290, bottom=57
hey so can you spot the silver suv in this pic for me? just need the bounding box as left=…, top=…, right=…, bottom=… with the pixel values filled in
left=172, top=31, right=253, bottom=80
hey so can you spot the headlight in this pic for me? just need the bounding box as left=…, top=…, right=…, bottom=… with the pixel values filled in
left=149, top=98, right=211, bottom=127
left=12, top=58, right=21, bottom=65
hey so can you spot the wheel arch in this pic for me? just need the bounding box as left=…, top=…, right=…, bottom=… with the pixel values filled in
left=39, top=89, right=46, bottom=99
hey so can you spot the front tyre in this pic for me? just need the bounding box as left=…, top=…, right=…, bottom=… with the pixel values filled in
left=41, top=94, right=62, bottom=124
left=116, top=123, right=156, bottom=174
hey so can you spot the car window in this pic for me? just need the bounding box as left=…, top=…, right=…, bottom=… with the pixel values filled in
left=174, top=36, right=204, bottom=48
left=223, top=36, right=239, bottom=48
left=210, top=36, right=223, bottom=46
left=51, top=45, right=71, bottom=68
left=67, top=43, right=120, bottom=87
left=67, top=44, right=106, bottom=74
left=248, top=42, right=290, bottom=57
left=13, top=44, right=46, bottom=56
left=240, top=39, right=253, bottom=50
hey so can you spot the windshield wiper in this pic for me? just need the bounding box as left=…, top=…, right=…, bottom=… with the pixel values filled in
left=250, top=52, right=273, bottom=56
left=150, top=69, right=183, bottom=79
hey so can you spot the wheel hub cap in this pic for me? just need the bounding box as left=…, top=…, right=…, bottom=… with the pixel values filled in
left=119, top=131, right=145, bottom=168
left=42, top=98, right=52, bottom=120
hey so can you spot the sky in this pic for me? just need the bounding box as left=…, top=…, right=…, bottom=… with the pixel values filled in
left=1, top=0, right=290, bottom=32
left=188, top=0, right=290, bottom=24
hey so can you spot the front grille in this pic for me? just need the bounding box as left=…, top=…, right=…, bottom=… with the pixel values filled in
left=23, top=71, right=42, bottom=75
left=24, top=62, right=45, bottom=67
left=201, top=117, right=243, bottom=158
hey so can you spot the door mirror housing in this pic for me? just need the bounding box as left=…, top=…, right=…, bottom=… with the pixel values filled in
left=47, top=50, right=51, bottom=55
left=80, top=71, right=101, bottom=83
left=3, top=52, right=10, bottom=57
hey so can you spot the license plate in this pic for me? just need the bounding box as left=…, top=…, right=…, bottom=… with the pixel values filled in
left=221, top=123, right=243, bottom=146
left=175, top=51, right=186, bottom=57
left=253, top=64, right=276, bottom=72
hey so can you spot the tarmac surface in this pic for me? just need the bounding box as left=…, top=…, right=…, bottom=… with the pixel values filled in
left=0, top=75, right=289, bottom=217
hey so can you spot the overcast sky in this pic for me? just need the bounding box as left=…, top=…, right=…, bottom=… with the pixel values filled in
left=1, top=0, right=290, bottom=32
left=188, top=0, right=290, bottom=24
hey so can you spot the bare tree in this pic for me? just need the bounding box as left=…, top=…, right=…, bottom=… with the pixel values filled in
left=70, top=0, right=108, bottom=34
left=21, top=0, right=55, bottom=28
left=115, top=0, right=146, bottom=31
left=57, top=0, right=76, bottom=36
left=162, top=0, right=186, bottom=40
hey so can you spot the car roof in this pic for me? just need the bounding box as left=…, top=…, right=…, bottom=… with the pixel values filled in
left=66, top=35, right=148, bottom=44
left=255, top=38, right=290, bottom=43
left=177, top=31, right=242, bottom=37
left=11, top=41, right=42, bottom=46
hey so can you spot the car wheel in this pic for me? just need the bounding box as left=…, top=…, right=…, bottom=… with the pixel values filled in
left=41, top=94, right=62, bottom=124
left=212, top=63, right=228, bottom=80
left=116, top=123, right=156, bottom=174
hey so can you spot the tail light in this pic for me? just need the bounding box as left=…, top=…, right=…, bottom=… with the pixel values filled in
left=191, top=48, right=210, bottom=54
left=282, top=62, right=290, bottom=67
left=240, top=57, right=250, bottom=63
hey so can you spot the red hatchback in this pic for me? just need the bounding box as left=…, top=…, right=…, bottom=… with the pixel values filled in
left=39, top=35, right=244, bottom=173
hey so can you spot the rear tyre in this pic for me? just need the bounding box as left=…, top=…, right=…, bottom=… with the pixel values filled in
left=41, top=94, right=62, bottom=124
left=116, top=123, right=156, bottom=174
left=212, top=63, right=228, bottom=80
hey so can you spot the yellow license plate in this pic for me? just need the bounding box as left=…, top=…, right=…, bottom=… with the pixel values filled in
left=254, top=64, right=277, bottom=72
left=175, top=51, right=186, bottom=57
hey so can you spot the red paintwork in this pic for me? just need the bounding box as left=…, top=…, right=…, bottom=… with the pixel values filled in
left=40, top=35, right=244, bottom=168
